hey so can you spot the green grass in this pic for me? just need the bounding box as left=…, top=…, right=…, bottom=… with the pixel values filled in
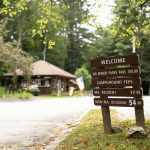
left=56, top=109, right=150, bottom=150
left=0, top=86, right=5, bottom=97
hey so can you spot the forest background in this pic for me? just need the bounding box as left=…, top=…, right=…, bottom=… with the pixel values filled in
left=0, top=0, right=150, bottom=94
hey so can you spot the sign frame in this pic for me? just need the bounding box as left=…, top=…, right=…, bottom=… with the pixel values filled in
left=91, top=53, right=145, bottom=133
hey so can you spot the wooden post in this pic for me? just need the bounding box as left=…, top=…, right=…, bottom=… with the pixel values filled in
left=101, top=106, right=112, bottom=133
left=135, top=106, right=145, bottom=128
left=133, top=80, right=145, bottom=128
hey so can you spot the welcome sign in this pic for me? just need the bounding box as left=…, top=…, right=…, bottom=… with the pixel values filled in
left=91, top=54, right=139, bottom=67
left=91, top=53, right=145, bottom=133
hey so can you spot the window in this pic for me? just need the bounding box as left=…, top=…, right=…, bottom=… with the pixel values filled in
left=41, top=80, right=46, bottom=86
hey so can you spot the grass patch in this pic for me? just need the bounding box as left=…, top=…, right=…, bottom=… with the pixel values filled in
left=0, top=86, right=5, bottom=97
left=56, top=109, right=150, bottom=150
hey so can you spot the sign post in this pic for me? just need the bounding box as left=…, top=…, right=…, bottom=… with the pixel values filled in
left=91, top=54, right=145, bottom=133
left=101, top=105, right=112, bottom=133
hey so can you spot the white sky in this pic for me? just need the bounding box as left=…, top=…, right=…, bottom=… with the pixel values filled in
left=84, top=0, right=115, bottom=29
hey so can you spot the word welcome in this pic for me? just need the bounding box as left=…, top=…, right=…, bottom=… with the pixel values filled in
left=101, top=58, right=125, bottom=65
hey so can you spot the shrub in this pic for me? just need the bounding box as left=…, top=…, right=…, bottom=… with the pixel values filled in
left=75, top=66, right=91, bottom=90
left=60, top=92, right=69, bottom=96
left=0, top=86, right=5, bottom=97
left=15, top=91, right=32, bottom=99
left=73, top=90, right=87, bottom=96
left=50, top=91, right=57, bottom=96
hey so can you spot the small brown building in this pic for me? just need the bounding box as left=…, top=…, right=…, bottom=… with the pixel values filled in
left=4, top=60, right=76, bottom=95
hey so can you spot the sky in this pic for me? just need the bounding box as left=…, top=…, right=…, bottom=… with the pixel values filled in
left=89, top=0, right=115, bottom=27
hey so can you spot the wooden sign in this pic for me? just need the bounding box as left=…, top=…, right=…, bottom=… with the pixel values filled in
left=92, top=66, right=140, bottom=78
left=94, top=98, right=143, bottom=107
left=91, top=53, right=145, bottom=132
left=92, top=77, right=141, bottom=88
left=93, top=88, right=143, bottom=98
left=91, top=54, right=139, bottom=67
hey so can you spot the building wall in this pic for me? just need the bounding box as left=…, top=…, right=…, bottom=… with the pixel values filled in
left=3, top=75, right=74, bottom=95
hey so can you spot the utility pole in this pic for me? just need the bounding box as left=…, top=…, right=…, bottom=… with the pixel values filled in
left=132, top=27, right=138, bottom=53
left=132, top=35, right=136, bottom=53
left=43, top=39, right=47, bottom=61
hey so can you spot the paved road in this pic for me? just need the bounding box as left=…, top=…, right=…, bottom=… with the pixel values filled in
left=0, top=96, right=149, bottom=149
left=0, top=97, right=95, bottom=149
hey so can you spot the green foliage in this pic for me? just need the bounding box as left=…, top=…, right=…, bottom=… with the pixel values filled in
left=0, top=86, right=32, bottom=99
left=1, top=0, right=150, bottom=85
left=84, top=26, right=132, bottom=71
left=113, top=0, right=150, bottom=40
left=49, top=91, right=58, bottom=97
left=0, top=0, right=96, bottom=74
left=0, top=0, right=27, bottom=17
left=0, top=67, right=5, bottom=83
left=140, top=39, right=150, bottom=81
left=75, top=66, right=91, bottom=90
left=0, top=39, right=34, bottom=80
left=60, top=92, right=69, bottom=97
left=15, top=91, right=32, bottom=99
left=112, top=0, right=150, bottom=81
left=61, top=0, right=95, bottom=73
left=73, top=90, right=87, bottom=96
left=0, top=21, right=34, bottom=82
left=0, top=86, right=5, bottom=97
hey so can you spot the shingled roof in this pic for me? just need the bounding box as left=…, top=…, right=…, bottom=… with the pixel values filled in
left=5, top=60, right=76, bottom=79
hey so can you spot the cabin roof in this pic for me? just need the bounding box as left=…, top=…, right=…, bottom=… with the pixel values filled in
left=5, top=60, right=76, bottom=79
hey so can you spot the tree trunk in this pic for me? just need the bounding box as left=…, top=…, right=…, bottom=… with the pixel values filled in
left=12, top=70, right=17, bottom=93
left=148, top=81, right=150, bottom=95
left=43, top=40, right=47, bottom=61
left=17, top=16, right=23, bottom=49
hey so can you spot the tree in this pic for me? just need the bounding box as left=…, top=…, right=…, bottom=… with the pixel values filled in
left=75, top=65, right=91, bottom=90
left=0, top=1, right=74, bottom=71
left=0, top=0, right=95, bottom=73
left=58, top=0, right=94, bottom=73
left=113, top=0, right=150, bottom=42
left=0, top=20, right=34, bottom=86
left=112, top=0, right=150, bottom=94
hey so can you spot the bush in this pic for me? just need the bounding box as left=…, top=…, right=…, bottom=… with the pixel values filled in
left=73, top=90, right=87, bottom=96
left=15, top=91, right=32, bottom=99
left=0, top=86, right=5, bottom=97
left=50, top=91, right=57, bottom=96
left=75, top=66, right=91, bottom=90
left=60, top=92, right=69, bottom=97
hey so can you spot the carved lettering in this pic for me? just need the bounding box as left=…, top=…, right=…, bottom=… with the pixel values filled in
left=101, top=58, right=125, bottom=65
